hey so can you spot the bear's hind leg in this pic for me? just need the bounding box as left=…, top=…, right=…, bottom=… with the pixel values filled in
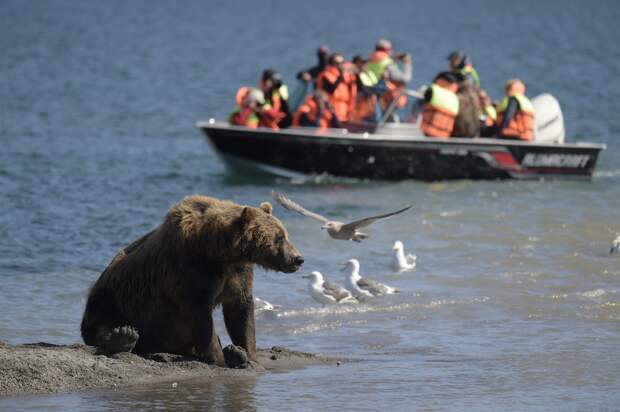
left=81, top=288, right=139, bottom=354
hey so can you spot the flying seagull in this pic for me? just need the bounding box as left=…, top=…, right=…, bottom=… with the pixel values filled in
left=303, top=271, right=358, bottom=305
left=342, top=259, right=399, bottom=300
left=392, top=240, right=417, bottom=272
left=272, top=191, right=412, bottom=242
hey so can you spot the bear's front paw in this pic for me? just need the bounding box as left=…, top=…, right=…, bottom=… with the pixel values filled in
left=223, top=345, right=250, bottom=369
left=104, top=326, right=139, bottom=354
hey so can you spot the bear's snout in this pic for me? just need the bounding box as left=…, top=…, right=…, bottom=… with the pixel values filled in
left=280, top=253, right=304, bottom=273
left=293, top=255, right=304, bottom=267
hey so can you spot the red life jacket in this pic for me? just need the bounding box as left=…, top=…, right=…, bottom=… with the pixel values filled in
left=229, top=107, right=259, bottom=128
left=259, top=108, right=284, bottom=130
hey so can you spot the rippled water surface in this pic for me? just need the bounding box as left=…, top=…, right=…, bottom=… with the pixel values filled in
left=1, top=0, right=619, bottom=410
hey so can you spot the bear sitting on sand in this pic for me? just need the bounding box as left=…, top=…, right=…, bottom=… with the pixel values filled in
left=81, top=195, right=304, bottom=366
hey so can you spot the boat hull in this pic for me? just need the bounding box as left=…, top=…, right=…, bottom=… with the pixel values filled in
left=198, top=122, right=605, bottom=181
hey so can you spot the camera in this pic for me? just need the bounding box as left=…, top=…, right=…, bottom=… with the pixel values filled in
left=394, top=52, right=408, bottom=60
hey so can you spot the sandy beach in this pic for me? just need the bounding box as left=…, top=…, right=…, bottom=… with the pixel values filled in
left=0, top=342, right=336, bottom=397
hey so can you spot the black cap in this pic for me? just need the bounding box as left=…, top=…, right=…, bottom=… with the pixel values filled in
left=261, top=69, right=276, bottom=82
left=352, top=54, right=366, bottom=64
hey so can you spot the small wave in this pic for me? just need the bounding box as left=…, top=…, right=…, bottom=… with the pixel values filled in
left=276, top=297, right=490, bottom=319
left=545, top=289, right=616, bottom=301
left=578, top=300, right=620, bottom=322
left=285, top=172, right=367, bottom=186
left=578, top=289, right=617, bottom=301
left=593, top=169, right=620, bottom=178
left=289, top=319, right=368, bottom=335
left=439, top=210, right=463, bottom=218
left=579, top=288, right=608, bottom=299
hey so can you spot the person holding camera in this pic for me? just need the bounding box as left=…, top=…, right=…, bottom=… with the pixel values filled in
left=447, top=51, right=481, bottom=89
left=296, top=45, right=331, bottom=89
left=260, top=69, right=292, bottom=128
left=365, top=39, right=412, bottom=117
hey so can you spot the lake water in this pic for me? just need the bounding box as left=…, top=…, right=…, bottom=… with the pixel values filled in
left=1, top=0, right=619, bottom=410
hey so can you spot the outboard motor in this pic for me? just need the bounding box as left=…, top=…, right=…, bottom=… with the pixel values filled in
left=532, top=93, right=565, bottom=144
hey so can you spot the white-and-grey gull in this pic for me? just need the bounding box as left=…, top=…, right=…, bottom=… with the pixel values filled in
left=392, top=240, right=417, bottom=272
left=303, top=271, right=358, bottom=305
left=342, top=259, right=399, bottom=300
left=272, top=191, right=412, bottom=242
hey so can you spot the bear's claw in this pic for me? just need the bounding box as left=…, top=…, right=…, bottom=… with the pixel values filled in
left=104, top=326, right=139, bottom=353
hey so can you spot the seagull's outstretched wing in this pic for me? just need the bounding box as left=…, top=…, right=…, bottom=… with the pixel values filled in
left=342, top=205, right=412, bottom=231
left=323, top=280, right=353, bottom=301
left=272, top=191, right=329, bottom=223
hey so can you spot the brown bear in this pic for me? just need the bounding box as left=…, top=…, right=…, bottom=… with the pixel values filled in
left=80, top=195, right=304, bottom=366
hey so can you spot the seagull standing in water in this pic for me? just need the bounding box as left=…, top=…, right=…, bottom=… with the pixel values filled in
left=303, top=271, right=358, bottom=305
left=611, top=235, right=620, bottom=255
left=342, top=259, right=399, bottom=300
left=392, top=241, right=417, bottom=272
left=272, top=191, right=412, bottom=242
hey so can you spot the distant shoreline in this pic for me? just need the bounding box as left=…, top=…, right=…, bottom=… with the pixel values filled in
left=0, top=341, right=337, bottom=397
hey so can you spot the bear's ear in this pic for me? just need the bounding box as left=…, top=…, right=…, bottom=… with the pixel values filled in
left=240, top=206, right=258, bottom=225
left=259, top=201, right=273, bottom=215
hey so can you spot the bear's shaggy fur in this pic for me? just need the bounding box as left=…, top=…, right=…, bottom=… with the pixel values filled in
left=81, top=195, right=304, bottom=366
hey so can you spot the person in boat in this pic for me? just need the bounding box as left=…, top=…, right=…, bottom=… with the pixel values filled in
left=292, top=90, right=340, bottom=130
left=229, top=87, right=284, bottom=130
left=495, top=78, right=535, bottom=141
left=365, top=39, right=412, bottom=119
left=316, top=53, right=357, bottom=123
left=296, top=45, right=330, bottom=89
left=447, top=51, right=481, bottom=89
left=420, top=72, right=460, bottom=139
left=452, top=81, right=481, bottom=137
left=260, top=69, right=291, bottom=128
left=478, top=89, right=497, bottom=137
left=444, top=52, right=482, bottom=137
left=229, top=87, right=265, bottom=128
left=348, top=55, right=380, bottom=123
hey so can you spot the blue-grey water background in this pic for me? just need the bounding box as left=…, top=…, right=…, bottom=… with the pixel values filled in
left=1, top=0, right=620, bottom=410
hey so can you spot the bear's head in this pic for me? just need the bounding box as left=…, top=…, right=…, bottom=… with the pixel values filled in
left=236, top=201, right=304, bottom=273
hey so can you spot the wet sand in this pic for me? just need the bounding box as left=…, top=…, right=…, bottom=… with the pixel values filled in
left=0, top=341, right=337, bottom=397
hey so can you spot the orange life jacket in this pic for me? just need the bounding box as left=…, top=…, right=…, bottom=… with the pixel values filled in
left=235, top=87, right=250, bottom=107
left=496, top=94, right=534, bottom=141
left=292, top=96, right=335, bottom=130
left=421, top=83, right=460, bottom=139
left=349, top=94, right=377, bottom=123
left=316, top=66, right=355, bottom=122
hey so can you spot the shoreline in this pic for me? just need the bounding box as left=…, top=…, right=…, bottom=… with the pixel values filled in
left=0, top=341, right=337, bottom=397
